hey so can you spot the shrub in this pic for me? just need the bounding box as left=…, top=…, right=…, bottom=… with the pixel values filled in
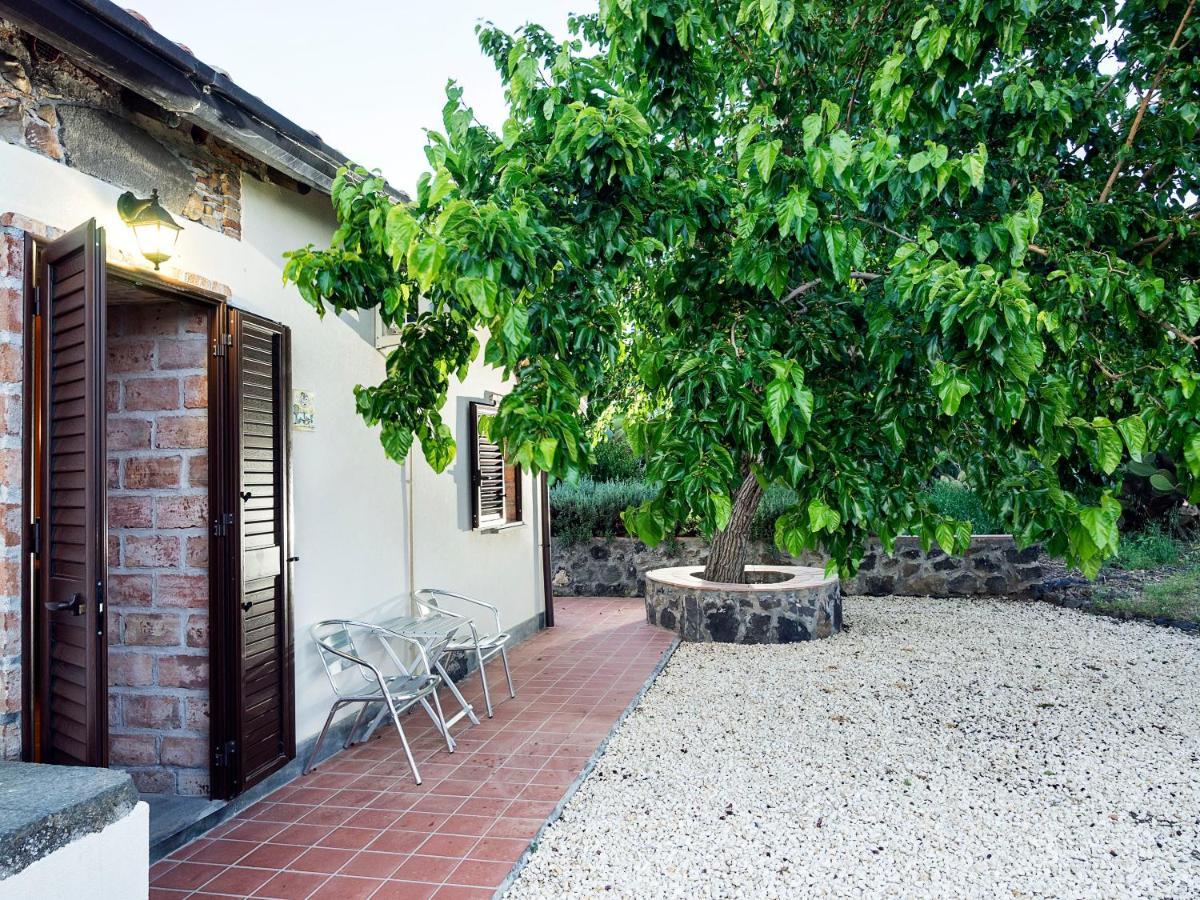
left=590, top=430, right=644, bottom=481
left=549, top=477, right=656, bottom=546
left=924, top=480, right=999, bottom=534
left=749, top=484, right=799, bottom=542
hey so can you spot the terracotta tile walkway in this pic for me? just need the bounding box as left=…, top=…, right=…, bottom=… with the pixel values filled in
left=150, top=598, right=674, bottom=899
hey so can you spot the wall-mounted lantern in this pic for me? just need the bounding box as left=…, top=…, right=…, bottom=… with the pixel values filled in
left=117, top=190, right=182, bottom=270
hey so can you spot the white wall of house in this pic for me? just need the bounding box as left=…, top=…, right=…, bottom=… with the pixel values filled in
left=409, top=346, right=547, bottom=636
left=0, top=801, right=149, bottom=900
left=0, top=141, right=543, bottom=748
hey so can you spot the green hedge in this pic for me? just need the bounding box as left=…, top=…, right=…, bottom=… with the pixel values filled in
left=550, top=479, right=799, bottom=546
left=549, top=478, right=658, bottom=546
left=551, top=477, right=1001, bottom=546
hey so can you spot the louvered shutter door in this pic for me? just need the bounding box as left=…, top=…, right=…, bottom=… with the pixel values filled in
left=471, top=402, right=506, bottom=528
left=228, top=309, right=294, bottom=792
left=36, top=220, right=108, bottom=766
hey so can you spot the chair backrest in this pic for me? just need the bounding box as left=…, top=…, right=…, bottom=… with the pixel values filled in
left=310, top=620, right=378, bottom=697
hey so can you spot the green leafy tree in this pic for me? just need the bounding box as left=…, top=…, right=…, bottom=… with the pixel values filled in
left=284, top=0, right=1199, bottom=583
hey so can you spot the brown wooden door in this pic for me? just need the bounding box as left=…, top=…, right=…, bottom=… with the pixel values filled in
left=213, top=307, right=294, bottom=796
left=35, top=220, right=108, bottom=766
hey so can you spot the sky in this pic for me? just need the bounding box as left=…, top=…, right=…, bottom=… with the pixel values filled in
left=130, top=0, right=584, bottom=194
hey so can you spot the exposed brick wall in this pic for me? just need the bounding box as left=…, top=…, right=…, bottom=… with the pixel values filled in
left=1, top=18, right=250, bottom=238
left=0, top=220, right=23, bottom=759
left=107, top=300, right=210, bottom=796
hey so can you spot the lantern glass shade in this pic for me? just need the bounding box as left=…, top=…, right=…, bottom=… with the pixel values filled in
left=131, top=220, right=181, bottom=270
left=117, top=190, right=182, bottom=270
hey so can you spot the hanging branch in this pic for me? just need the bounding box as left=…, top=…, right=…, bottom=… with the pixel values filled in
left=1097, top=0, right=1195, bottom=204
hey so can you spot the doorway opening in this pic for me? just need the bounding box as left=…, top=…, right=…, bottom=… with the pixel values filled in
left=24, top=221, right=295, bottom=837
left=105, top=283, right=213, bottom=804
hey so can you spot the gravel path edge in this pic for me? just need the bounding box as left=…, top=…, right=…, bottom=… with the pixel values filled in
left=494, top=636, right=682, bottom=900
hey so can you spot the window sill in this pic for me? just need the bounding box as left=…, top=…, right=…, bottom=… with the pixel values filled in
left=478, top=521, right=525, bottom=534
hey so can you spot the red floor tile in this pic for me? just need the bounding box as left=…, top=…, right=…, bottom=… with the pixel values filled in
left=152, top=598, right=673, bottom=899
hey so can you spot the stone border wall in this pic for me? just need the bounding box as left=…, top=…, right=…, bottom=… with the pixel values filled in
left=552, top=535, right=1042, bottom=599
left=646, top=565, right=842, bottom=643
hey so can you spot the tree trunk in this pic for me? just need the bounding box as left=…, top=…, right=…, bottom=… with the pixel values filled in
left=702, top=471, right=765, bottom=583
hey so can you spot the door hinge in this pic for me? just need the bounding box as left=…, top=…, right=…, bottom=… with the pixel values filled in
left=214, top=740, right=237, bottom=768
left=212, top=512, right=234, bottom=537
left=31, top=284, right=42, bottom=318
left=212, top=333, right=233, bottom=357
left=30, top=518, right=41, bottom=557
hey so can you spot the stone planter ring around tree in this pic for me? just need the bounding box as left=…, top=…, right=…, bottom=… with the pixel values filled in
left=644, top=565, right=842, bottom=643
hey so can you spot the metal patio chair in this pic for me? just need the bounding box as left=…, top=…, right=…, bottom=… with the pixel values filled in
left=305, top=619, right=455, bottom=784
left=414, top=588, right=516, bottom=718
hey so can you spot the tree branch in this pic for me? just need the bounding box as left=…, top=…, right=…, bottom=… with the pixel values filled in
left=784, top=271, right=882, bottom=304
left=1097, top=0, right=1195, bottom=204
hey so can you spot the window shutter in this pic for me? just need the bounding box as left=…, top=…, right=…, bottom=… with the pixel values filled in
left=470, top=402, right=506, bottom=528
left=36, top=220, right=108, bottom=766
left=469, top=400, right=522, bottom=529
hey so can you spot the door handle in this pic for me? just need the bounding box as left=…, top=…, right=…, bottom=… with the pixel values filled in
left=49, top=593, right=86, bottom=616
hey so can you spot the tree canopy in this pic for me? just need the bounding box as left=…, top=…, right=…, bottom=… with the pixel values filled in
left=284, top=0, right=1200, bottom=580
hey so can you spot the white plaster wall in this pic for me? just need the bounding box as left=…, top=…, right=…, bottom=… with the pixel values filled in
left=409, top=345, right=546, bottom=635
left=0, top=143, right=542, bottom=744
left=0, top=801, right=149, bottom=900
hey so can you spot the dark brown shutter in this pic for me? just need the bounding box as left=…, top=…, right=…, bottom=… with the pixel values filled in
left=224, top=308, right=294, bottom=793
left=470, top=401, right=505, bottom=528
left=36, top=220, right=108, bottom=766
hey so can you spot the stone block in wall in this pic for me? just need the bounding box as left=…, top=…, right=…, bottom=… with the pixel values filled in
left=108, top=652, right=154, bottom=687
left=121, top=694, right=181, bottom=730
left=110, top=734, right=158, bottom=766
left=124, top=377, right=180, bottom=411
left=123, top=535, right=181, bottom=568
left=155, top=415, right=207, bottom=449
left=157, top=574, right=208, bottom=608
left=121, top=612, right=182, bottom=647
left=123, top=456, right=182, bottom=489
left=160, top=736, right=206, bottom=769
left=157, top=655, right=207, bottom=690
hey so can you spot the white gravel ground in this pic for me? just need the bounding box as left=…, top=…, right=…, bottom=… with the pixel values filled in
left=507, top=596, right=1200, bottom=899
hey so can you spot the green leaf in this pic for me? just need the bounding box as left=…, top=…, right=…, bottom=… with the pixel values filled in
left=754, top=139, right=782, bottom=182
left=406, top=238, right=446, bottom=293
left=808, top=498, right=841, bottom=533
left=802, top=113, right=823, bottom=151
left=829, top=130, right=853, bottom=178
left=736, top=122, right=761, bottom=160
left=764, top=376, right=790, bottom=444
left=385, top=204, right=419, bottom=263
left=1116, top=415, right=1147, bottom=457
left=1185, top=433, right=1200, bottom=477
left=711, top=491, right=732, bottom=530
left=963, top=143, right=987, bottom=189
left=1095, top=426, right=1122, bottom=475
left=1078, top=496, right=1120, bottom=555
left=907, top=151, right=930, bottom=173
left=824, top=225, right=848, bottom=281
left=1150, top=472, right=1176, bottom=493
left=775, top=188, right=811, bottom=240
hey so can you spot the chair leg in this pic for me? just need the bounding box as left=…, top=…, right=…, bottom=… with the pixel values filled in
left=343, top=702, right=372, bottom=749
left=477, top=646, right=494, bottom=718
left=437, top=661, right=480, bottom=726
left=304, top=700, right=343, bottom=775
left=384, top=696, right=422, bottom=784
left=429, top=689, right=456, bottom=753
left=500, top=646, right=516, bottom=699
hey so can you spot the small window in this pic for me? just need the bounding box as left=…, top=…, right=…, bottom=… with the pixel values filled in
left=470, top=401, right=522, bottom=529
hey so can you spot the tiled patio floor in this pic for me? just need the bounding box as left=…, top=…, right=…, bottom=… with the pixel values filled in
left=150, top=598, right=674, bottom=899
